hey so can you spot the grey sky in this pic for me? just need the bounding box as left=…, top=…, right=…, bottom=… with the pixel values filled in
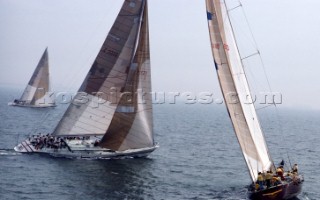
left=1, top=0, right=320, bottom=110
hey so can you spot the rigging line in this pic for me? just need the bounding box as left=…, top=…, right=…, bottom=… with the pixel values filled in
left=219, top=1, right=270, bottom=177
left=227, top=0, right=269, bottom=154
left=274, top=103, right=292, bottom=170
left=227, top=12, right=265, bottom=91
left=30, top=108, right=53, bottom=134
left=242, top=60, right=269, bottom=92
left=223, top=1, right=262, bottom=168
left=241, top=51, right=260, bottom=61
left=228, top=0, right=280, bottom=172
left=225, top=0, right=273, bottom=166
left=227, top=4, right=242, bottom=12
left=256, top=104, right=274, bottom=111
left=239, top=1, right=273, bottom=93
left=287, top=150, right=293, bottom=170
left=42, top=109, right=60, bottom=133
left=224, top=2, right=256, bottom=118
left=59, top=2, right=121, bottom=93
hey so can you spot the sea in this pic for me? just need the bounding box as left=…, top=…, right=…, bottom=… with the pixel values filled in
left=0, top=86, right=319, bottom=200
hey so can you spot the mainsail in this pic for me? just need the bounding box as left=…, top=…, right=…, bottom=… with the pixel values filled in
left=12, top=47, right=55, bottom=107
left=53, top=0, right=154, bottom=151
left=206, top=0, right=273, bottom=182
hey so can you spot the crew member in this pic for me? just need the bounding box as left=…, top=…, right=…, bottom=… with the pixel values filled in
left=265, top=171, right=272, bottom=188
left=276, top=167, right=285, bottom=180
left=257, top=172, right=264, bottom=190
left=292, top=164, right=298, bottom=173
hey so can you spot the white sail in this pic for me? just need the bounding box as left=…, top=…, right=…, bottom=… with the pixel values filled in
left=53, top=0, right=154, bottom=151
left=206, top=0, right=272, bottom=182
left=10, top=48, right=55, bottom=107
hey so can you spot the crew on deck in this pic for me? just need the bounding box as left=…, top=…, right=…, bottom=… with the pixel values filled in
left=29, top=134, right=67, bottom=150
left=292, top=164, right=298, bottom=173
left=254, top=162, right=301, bottom=192
left=29, top=134, right=99, bottom=150
left=257, top=172, right=264, bottom=190
left=276, top=166, right=285, bottom=180
left=265, top=171, right=272, bottom=188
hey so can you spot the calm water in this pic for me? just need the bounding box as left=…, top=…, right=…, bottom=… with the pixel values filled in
left=0, top=86, right=319, bottom=200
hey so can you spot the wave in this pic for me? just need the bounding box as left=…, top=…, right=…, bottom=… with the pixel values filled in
left=0, top=149, right=21, bottom=156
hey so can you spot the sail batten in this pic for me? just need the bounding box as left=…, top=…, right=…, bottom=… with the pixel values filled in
left=206, top=0, right=272, bottom=182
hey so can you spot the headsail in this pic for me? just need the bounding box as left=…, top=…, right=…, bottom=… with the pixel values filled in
left=53, top=0, right=154, bottom=151
left=99, top=0, right=153, bottom=151
left=206, top=0, right=273, bottom=182
left=13, top=47, right=55, bottom=107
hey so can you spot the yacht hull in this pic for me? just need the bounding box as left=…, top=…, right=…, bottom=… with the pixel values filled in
left=14, top=139, right=158, bottom=159
left=249, top=177, right=303, bottom=200
left=8, top=102, right=56, bottom=108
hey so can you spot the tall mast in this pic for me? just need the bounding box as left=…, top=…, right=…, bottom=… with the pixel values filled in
left=205, top=0, right=272, bottom=182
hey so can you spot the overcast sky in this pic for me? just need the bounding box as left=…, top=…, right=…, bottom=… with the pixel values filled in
left=1, top=0, right=320, bottom=110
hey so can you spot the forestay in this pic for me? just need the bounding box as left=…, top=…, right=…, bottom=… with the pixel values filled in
left=206, top=0, right=273, bottom=182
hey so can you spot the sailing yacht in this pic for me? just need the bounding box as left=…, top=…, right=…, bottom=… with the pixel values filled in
left=8, top=48, right=55, bottom=107
left=205, top=0, right=303, bottom=199
left=14, top=0, right=158, bottom=159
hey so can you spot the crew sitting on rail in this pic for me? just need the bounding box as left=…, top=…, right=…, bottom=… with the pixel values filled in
left=265, top=171, right=272, bottom=188
left=257, top=172, right=264, bottom=190
left=276, top=166, right=285, bottom=180
left=272, top=175, right=282, bottom=186
left=29, top=134, right=68, bottom=150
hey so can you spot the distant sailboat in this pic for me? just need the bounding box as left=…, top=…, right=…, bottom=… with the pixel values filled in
left=205, top=0, right=303, bottom=199
left=8, top=48, right=55, bottom=107
left=14, top=0, right=158, bottom=159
